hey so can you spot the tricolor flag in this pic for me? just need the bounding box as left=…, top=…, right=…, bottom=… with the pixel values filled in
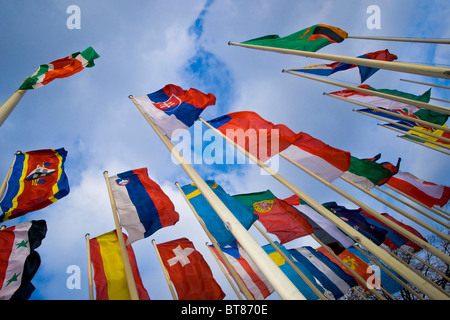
left=0, top=220, right=47, bottom=300
left=386, top=171, right=450, bottom=208
left=133, top=84, right=216, bottom=139
left=89, top=230, right=150, bottom=300
left=232, top=190, right=314, bottom=244
left=281, top=132, right=351, bottom=182
left=208, top=111, right=300, bottom=162
left=0, top=148, right=70, bottom=222
left=18, top=47, right=99, bottom=90
left=242, top=24, right=348, bottom=52
left=288, top=246, right=357, bottom=299
left=389, top=122, right=450, bottom=148
left=291, top=49, right=398, bottom=83
left=156, top=238, right=225, bottom=300
left=209, top=243, right=274, bottom=300
left=181, top=181, right=258, bottom=247
left=109, top=168, right=179, bottom=245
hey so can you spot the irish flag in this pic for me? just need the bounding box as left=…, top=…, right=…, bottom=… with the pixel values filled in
left=19, top=47, right=99, bottom=90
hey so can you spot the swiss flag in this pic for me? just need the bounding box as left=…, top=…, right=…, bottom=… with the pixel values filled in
left=156, top=238, right=225, bottom=300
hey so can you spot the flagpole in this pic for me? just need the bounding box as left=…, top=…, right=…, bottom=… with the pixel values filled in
left=397, top=135, right=450, bottom=155
left=400, top=78, right=450, bottom=90
left=85, top=233, right=94, bottom=300
left=129, top=95, right=306, bottom=300
left=175, top=181, right=255, bottom=300
left=0, top=90, right=27, bottom=128
left=200, top=117, right=449, bottom=299
left=282, top=70, right=450, bottom=115
left=431, top=97, right=450, bottom=104
left=433, top=206, right=450, bottom=218
left=103, top=171, right=139, bottom=300
left=228, top=41, right=450, bottom=80
left=323, top=92, right=450, bottom=133
left=151, top=239, right=178, bottom=300
left=205, top=242, right=243, bottom=300
left=347, top=36, right=450, bottom=44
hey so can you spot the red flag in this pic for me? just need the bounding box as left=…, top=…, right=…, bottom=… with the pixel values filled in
left=156, top=238, right=225, bottom=300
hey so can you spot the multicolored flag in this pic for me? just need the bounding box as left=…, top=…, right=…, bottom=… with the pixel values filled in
left=281, top=132, right=351, bottom=182
left=156, top=237, right=225, bottom=300
left=386, top=171, right=450, bottom=208
left=288, top=246, right=357, bottom=299
left=291, top=49, right=398, bottom=83
left=241, top=24, right=348, bottom=52
left=109, top=168, right=179, bottom=245
left=134, top=84, right=216, bottom=139
left=389, top=122, right=450, bottom=148
left=181, top=181, right=258, bottom=247
left=232, top=190, right=314, bottom=244
left=0, top=220, right=47, bottom=300
left=209, top=243, right=274, bottom=300
left=0, top=148, right=70, bottom=222
left=208, top=111, right=300, bottom=162
left=89, top=230, right=150, bottom=300
left=18, top=47, right=99, bottom=90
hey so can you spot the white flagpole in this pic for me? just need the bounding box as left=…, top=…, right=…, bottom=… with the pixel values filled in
left=228, top=41, right=450, bottom=80
left=151, top=239, right=178, bottom=300
left=200, top=117, right=449, bottom=299
left=0, top=90, right=27, bottom=128
left=347, top=36, right=450, bottom=44
left=129, top=95, right=306, bottom=300
left=85, top=233, right=94, bottom=300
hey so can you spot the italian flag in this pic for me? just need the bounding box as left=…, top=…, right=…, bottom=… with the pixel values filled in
left=0, top=220, right=47, bottom=300
left=19, top=46, right=99, bottom=90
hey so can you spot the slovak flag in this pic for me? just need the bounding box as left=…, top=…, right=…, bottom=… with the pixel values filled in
left=134, top=84, right=216, bottom=139
left=109, top=168, right=179, bottom=245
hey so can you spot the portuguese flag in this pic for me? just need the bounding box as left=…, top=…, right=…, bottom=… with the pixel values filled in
left=0, top=220, right=47, bottom=300
left=19, top=47, right=99, bottom=90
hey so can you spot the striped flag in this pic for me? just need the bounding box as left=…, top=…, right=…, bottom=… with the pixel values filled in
left=109, top=168, right=179, bottom=245
left=0, top=220, right=47, bottom=300
left=0, top=148, right=70, bottom=222
left=18, top=47, right=99, bottom=90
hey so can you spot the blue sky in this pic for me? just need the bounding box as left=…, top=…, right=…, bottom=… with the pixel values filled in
left=0, top=0, right=449, bottom=300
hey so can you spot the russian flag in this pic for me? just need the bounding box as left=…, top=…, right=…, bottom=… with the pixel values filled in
left=134, top=84, right=216, bottom=139
left=109, top=168, right=179, bottom=245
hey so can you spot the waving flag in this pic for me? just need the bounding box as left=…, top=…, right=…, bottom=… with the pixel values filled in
left=134, top=84, right=216, bottom=138
left=232, top=190, right=314, bottom=244
left=208, top=111, right=300, bottom=162
left=386, top=171, right=450, bottom=208
left=389, top=123, right=450, bottom=148
left=281, top=132, right=351, bottom=182
left=0, top=148, right=70, bottom=222
left=291, top=49, right=398, bottom=83
left=109, top=168, right=179, bottom=245
left=156, top=238, right=225, bottom=300
left=89, top=230, right=150, bottom=300
left=181, top=181, right=258, bottom=247
left=19, top=47, right=99, bottom=90
left=242, top=24, right=347, bottom=52
left=0, top=220, right=47, bottom=300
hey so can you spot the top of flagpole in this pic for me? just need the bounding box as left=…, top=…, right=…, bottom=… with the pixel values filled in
left=347, top=35, right=450, bottom=44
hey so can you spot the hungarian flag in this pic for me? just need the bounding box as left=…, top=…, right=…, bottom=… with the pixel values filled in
left=89, top=230, right=150, bottom=300
left=208, top=111, right=300, bottom=162
left=19, top=47, right=99, bottom=90
left=386, top=171, right=450, bottom=208
left=281, top=132, right=351, bottom=182
left=156, top=238, right=225, bottom=300
left=0, top=220, right=47, bottom=300
left=134, top=84, right=216, bottom=139
left=0, top=148, right=70, bottom=222
left=209, top=243, right=274, bottom=300
left=109, top=168, right=179, bottom=245
left=242, top=24, right=347, bottom=52
left=181, top=181, right=258, bottom=247
left=232, top=190, right=314, bottom=244
left=291, top=49, right=398, bottom=83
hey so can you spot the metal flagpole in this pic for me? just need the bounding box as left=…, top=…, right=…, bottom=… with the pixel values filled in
left=151, top=239, right=177, bottom=300
left=103, top=171, right=140, bottom=300
left=400, top=78, right=450, bottom=90
left=129, top=95, right=306, bottom=300
left=283, top=70, right=450, bottom=115
left=199, top=117, right=449, bottom=299
left=228, top=41, right=450, bottom=80
left=85, top=233, right=94, bottom=300
left=347, top=36, right=450, bottom=44
left=0, top=90, right=27, bottom=128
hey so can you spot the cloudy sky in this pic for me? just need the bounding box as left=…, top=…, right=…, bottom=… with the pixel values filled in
left=0, top=0, right=449, bottom=300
